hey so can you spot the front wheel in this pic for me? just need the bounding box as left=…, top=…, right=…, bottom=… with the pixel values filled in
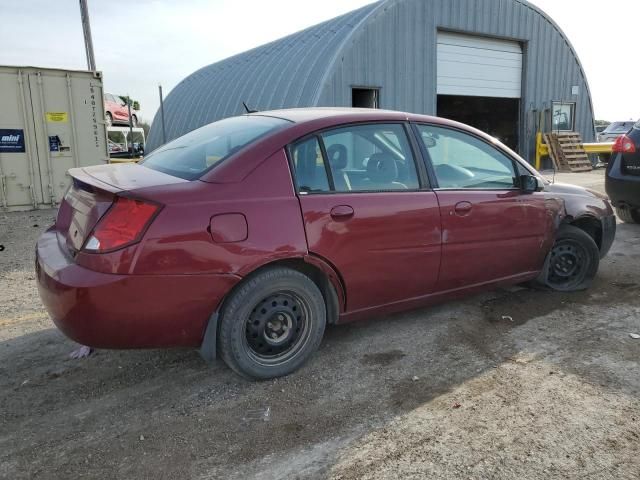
left=130, top=114, right=138, bottom=127
left=615, top=206, right=640, bottom=224
left=218, top=267, right=326, bottom=379
left=536, top=225, right=600, bottom=292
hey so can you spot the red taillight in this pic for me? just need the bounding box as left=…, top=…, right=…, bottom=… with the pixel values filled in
left=612, top=134, right=636, bottom=153
left=83, top=197, right=160, bottom=252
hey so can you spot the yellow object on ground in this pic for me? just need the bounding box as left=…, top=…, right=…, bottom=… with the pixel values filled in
left=535, top=132, right=613, bottom=170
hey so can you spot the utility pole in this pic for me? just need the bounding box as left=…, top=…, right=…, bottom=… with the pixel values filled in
left=127, top=99, right=134, bottom=159
left=159, top=85, right=167, bottom=145
left=79, top=0, right=96, bottom=71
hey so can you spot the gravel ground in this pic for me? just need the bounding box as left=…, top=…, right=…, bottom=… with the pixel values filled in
left=1, top=170, right=639, bottom=479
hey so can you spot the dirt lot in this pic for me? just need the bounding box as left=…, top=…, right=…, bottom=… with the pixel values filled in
left=1, top=170, right=639, bottom=479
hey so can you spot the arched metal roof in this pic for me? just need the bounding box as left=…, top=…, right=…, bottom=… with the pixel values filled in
left=147, top=0, right=594, bottom=154
left=147, top=2, right=383, bottom=151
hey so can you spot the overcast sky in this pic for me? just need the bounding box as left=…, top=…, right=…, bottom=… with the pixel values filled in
left=1, top=0, right=637, bottom=123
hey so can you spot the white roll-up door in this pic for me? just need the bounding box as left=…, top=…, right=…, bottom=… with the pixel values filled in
left=437, top=32, right=523, bottom=98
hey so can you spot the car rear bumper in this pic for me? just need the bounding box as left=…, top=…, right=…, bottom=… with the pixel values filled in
left=606, top=154, right=640, bottom=209
left=36, top=228, right=241, bottom=349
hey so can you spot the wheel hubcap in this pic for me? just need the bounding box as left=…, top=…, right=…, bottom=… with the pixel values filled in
left=245, top=293, right=306, bottom=361
left=548, top=240, right=588, bottom=288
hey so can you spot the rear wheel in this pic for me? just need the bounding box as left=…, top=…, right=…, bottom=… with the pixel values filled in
left=105, top=112, right=112, bottom=127
left=615, top=206, right=640, bottom=224
left=537, top=225, right=600, bottom=292
left=218, top=267, right=326, bottom=379
left=130, top=114, right=138, bottom=127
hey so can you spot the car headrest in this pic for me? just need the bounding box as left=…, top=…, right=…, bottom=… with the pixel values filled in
left=326, top=144, right=348, bottom=170
left=366, top=153, right=398, bottom=183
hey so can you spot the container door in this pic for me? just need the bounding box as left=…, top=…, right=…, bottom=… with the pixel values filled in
left=27, top=70, right=108, bottom=207
left=0, top=68, right=42, bottom=209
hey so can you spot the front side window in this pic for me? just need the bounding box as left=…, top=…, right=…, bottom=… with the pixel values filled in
left=416, top=125, right=518, bottom=190
left=142, top=115, right=290, bottom=180
left=319, top=123, right=420, bottom=192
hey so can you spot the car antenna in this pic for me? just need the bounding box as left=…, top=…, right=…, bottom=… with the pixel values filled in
left=242, top=101, right=258, bottom=114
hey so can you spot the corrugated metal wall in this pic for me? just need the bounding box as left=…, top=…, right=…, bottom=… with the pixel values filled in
left=320, top=0, right=595, bottom=161
left=148, top=0, right=595, bottom=163
left=146, top=2, right=381, bottom=151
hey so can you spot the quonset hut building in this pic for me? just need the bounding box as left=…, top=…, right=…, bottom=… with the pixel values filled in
left=147, top=0, right=595, bottom=163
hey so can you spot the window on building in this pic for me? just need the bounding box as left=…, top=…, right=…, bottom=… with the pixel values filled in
left=352, top=88, right=380, bottom=109
left=552, top=102, right=576, bottom=131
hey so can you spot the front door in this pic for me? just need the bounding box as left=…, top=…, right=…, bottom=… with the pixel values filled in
left=414, top=123, right=558, bottom=291
left=291, top=123, right=442, bottom=313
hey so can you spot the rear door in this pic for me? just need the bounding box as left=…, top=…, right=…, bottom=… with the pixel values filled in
left=413, top=124, right=557, bottom=291
left=291, top=123, right=442, bottom=313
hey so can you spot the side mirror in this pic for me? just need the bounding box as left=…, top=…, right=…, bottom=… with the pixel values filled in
left=520, top=174, right=542, bottom=193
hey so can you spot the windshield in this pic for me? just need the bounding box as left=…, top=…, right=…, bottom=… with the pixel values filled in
left=142, top=115, right=290, bottom=180
left=604, top=122, right=635, bottom=134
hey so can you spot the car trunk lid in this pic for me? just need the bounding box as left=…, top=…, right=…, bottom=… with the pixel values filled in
left=56, top=164, right=186, bottom=254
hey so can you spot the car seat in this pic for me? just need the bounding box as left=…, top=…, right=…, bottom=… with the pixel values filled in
left=363, top=153, right=407, bottom=190
left=326, top=144, right=352, bottom=191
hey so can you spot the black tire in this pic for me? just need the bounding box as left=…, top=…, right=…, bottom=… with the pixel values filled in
left=218, top=267, right=326, bottom=380
left=536, top=225, right=600, bottom=292
left=130, top=114, right=138, bottom=127
left=615, top=206, right=640, bottom=224
left=105, top=112, right=112, bottom=127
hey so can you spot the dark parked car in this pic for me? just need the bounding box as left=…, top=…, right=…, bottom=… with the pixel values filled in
left=606, top=119, right=640, bottom=223
left=36, top=109, right=616, bottom=379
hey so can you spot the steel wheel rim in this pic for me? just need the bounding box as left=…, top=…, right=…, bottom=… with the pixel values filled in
left=243, top=291, right=311, bottom=366
left=547, top=239, right=589, bottom=289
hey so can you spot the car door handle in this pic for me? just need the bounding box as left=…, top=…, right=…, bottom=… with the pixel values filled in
left=330, top=205, right=354, bottom=220
left=453, top=201, right=473, bottom=216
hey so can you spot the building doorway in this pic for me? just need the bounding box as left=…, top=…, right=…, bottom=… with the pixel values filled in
left=352, top=88, right=379, bottom=109
left=437, top=95, right=520, bottom=151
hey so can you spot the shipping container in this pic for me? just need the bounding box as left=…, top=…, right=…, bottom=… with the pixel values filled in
left=0, top=66, right=109, bottom=211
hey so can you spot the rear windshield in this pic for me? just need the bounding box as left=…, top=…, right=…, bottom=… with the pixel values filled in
left=604, top=122, right=635, bottom=133
left=142, top=115, right=290, bottom=180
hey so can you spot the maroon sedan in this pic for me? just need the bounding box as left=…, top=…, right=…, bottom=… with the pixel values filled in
left=36, top=108, right=616, bottom=379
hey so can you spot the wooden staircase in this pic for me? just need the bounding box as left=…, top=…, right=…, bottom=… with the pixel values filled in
left=543, top=132, right=592, bottom=172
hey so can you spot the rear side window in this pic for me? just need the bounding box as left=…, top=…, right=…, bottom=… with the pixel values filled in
left=605, top=122, right=635, bottom=133
left=320, top=124, right=420, bottom=192
left=291, top=137, right=330, bottom=193
left=290, top=123, right=421, bottom=194
left=142, top=115, right=290, bottom=180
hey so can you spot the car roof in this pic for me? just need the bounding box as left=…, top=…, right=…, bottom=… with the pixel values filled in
left=250, top=107, right=436, bottom=124
left=207, top=107, right=525, bottom=184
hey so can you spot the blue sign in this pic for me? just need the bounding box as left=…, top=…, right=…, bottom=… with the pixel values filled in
left=0, top=129, right=25, bottom=153
left=49, top=135, right=60, bottom=152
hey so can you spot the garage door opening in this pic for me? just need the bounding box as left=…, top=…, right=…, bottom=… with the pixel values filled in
left=437, top=32, right=523, bottom=152
left=437, top=95, right=520, bottom=151
left=352, top=88, right=379, bottom=109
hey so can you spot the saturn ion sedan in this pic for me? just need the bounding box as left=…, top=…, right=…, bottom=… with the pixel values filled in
left=36, top=108, right=616, bottom=379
